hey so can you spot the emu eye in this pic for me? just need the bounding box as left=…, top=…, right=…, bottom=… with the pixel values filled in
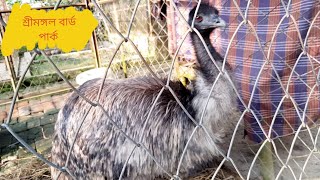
left=195, top=15, right=203, bottom=22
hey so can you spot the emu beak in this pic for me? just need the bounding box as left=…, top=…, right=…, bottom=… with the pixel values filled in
left=211, top=16, right=226, bottom=28
left=199, top=15, right=226, bottom=30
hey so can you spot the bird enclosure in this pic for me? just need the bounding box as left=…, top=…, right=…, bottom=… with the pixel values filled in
left=0, top=0, right=320, bottom=179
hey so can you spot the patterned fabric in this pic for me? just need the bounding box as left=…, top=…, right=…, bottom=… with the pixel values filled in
left=167, top=0, right=320, bottom=143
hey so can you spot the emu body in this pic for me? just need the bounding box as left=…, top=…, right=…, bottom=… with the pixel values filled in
left=51, top=4, right=237, bottom=179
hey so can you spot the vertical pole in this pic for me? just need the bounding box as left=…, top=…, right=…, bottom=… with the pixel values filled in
left=146, top=0, right=153, bottom=35
left=169, top=0, right=176, bottom=53
left=146, top=0, right=153, bottom=61
left=85, top=0, right=101, bottom=68
left=91, top=31, right=101, bottom=68
left=0, top=13, right=17, bottom=93
left=3, top=56, right=17, bottom=92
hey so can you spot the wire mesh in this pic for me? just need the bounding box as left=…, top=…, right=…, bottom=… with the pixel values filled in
left=0, top=0, right=320, bottom=179
left=93, top=0, right=172, bottom=79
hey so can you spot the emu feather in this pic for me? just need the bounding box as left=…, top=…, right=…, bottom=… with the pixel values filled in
left=51, top=4, right=237, bottom=179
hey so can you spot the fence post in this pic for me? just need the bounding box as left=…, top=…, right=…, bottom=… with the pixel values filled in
left=0, top=14, right=17, bottom=94
left=146, top=0, right=153, bottom=35
left=85, top=0, right=101, bottom=68
left=3, top=56, right=17, bottom=92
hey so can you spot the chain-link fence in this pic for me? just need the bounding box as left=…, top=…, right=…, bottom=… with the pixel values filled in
left=1, top=0, right=320, bottom=179
left=0, top=0, right=171, bottom=105
left=93, top=0, right=172, bottom=79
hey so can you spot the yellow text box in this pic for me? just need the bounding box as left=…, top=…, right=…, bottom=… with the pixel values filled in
left=2, top=3, right=98, bottom=56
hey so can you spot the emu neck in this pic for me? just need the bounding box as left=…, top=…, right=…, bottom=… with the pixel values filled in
left=190, top=32, right=222, bottom=84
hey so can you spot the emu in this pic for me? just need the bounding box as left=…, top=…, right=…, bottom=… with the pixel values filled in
left=51, top=4, right=237, bottom=180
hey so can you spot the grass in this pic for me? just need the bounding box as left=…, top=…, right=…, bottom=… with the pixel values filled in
left=0, top=155, right=51, bottom=180
left=0, top=153, right=239, bottom=180
left=30, top=56, right=95, bottom=76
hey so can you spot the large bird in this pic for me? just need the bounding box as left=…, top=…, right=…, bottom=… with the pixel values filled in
left=51, top=3, right=236, bottom=179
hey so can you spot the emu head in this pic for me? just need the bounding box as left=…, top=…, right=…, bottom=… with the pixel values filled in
left=188, top=4, right=226, bottom=34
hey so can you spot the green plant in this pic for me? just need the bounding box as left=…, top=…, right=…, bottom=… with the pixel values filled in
left=6, top=0, right=22, bottom=7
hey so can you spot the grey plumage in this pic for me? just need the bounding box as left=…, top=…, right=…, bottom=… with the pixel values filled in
left=51, top=4, right=237, bottom=180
